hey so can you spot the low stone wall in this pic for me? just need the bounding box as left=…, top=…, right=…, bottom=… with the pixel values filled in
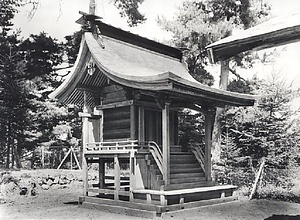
left=0, top=169, right=97, bottom=203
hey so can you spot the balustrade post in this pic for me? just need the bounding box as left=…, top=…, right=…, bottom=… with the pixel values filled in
left=114, top=154, right=120, bottom=200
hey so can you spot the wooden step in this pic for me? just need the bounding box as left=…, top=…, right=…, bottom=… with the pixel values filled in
left=165, top=181, right=215, bottom=190
left=170, top=154, right=195, bottom=159
left=170, top=177, right=206, bottom=184
left=170, top=167, right=202, bottom=174
left=171, top=163, right=201, bottom=169
left=170, top=172, right=204, bottom=179
left=170, top=158, right=197, bottom=164
left=170, top=152, right=194, bottom=155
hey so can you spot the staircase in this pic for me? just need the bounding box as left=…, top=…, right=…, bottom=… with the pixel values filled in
left=147, top=151, right=213, bottom=190
left=168, top=151, right=212, bottom=190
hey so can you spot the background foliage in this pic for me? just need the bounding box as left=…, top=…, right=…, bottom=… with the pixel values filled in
left=1, top=0, right=299, bottom=202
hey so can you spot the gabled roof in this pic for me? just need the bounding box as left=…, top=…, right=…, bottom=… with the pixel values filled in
left=50, top=21, right=256, bottom=108
left=206, top=12, right=300, bottom=63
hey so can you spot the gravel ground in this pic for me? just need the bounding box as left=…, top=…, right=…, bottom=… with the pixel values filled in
left=1, top=169, right=300, bottom=220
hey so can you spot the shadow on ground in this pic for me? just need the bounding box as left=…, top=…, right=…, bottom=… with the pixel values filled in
left=264, top=215, right=300, bottom=220
left=64, top=201, right=79, bottom=205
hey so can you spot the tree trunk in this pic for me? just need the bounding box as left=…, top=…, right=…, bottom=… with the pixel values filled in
left=11, top=140, right=14, bottom=168
left=6, top=122, right=11, bottom=169
left=14, top=140, right=22, bottom=169
left=6, top=142, right=10, bottom=169
left=31, top=150, right=36, bottom=169
left=212, top=59, right=230, bottom=163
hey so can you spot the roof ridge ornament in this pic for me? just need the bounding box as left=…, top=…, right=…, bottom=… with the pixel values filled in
left=76, top=11, right=105, bottom=49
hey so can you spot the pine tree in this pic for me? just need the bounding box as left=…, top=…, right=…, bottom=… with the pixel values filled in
left=221, top=75, right=300, bottom=186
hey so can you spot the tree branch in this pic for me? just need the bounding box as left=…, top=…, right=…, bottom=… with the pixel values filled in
left=229, top=67, right=247, bottom=82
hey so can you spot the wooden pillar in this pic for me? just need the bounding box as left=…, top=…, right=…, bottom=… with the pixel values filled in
left=80, top=91, right=92, bottom=196
left=98, top=110, right=104, bottom=142
left=81, top=114, right=90, bottom=196
left=130, top=105, right=137, bottom=140
left=114, top=154, right=120, bottom=200
left=170, top=111, right=174, bottom=146
left=219, top=59, right=230, bottom=90
left=204, top=108, right=215, bottom=181
left=129, top=151, right=135, bottom=201
left=82, top=157, right=88, bottom=196
left=99, top=159, right=105, bottom=189
left=138, top=106, right=145, bottom=142
left=162, top=102, right=171, bottom=186
left=174, top=111, right=179, bottom=146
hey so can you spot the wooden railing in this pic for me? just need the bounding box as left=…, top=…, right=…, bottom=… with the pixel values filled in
left=189, top=145, right=205, bottom=174
left=147, top=141, right=163, bottom=175
left=85, top=140, right=163, bottom=175
left=85, top=140, right=140, bottom=154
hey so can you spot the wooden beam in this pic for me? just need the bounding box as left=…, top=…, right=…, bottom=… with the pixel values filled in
left=249, top=158, right=265, bottom=200
left=87, top=188, right=130, bottom=197
left=204, top=108, right=216, bottom=181
left=99, top=159, right=105, bottom=189
left=96, top=100, right=134, bottom=110
left=162, top=102, right=171, bottom=186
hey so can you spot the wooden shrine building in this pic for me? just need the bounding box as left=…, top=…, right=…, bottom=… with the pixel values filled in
left=49, top=11, right=257, bottom=218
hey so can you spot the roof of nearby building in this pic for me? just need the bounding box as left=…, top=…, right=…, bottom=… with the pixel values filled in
left=206, top=12, right=300, bottom=63
left=50, top=21, right=256, bottom=108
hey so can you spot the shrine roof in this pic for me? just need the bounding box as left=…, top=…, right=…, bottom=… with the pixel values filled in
left=50, top=21, right=256, bottom=108
left=206, top=12, right=300, bottom=62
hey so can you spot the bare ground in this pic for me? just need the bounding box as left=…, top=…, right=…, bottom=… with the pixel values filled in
left=1, top=169, right=300, bottom=220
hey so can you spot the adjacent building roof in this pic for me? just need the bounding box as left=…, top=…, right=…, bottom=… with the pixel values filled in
left=50, top=21, right=256, bottom=108
left=206, top=12, right=300, bottom=63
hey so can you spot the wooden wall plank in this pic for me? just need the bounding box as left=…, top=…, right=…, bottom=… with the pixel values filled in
left=103, top=106, right=131, bottom=141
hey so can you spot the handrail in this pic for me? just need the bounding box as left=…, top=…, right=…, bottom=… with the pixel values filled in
left=85, top=140, right=139, bottom=154
left=85, top=140, right=163, bottom=175
left=189, top=145, right=205, bottom=173
left=147, top=141, right=163, bottom=175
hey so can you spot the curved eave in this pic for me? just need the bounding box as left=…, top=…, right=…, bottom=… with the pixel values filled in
left=206, top=12, right=300, bottom=62
left=170, top=80, right=256, bottom=107
left=86, top=33, right=256, bottom=106
left=49, top=35, right=90, bottom=103
left=50, top=31, right=256, bottom=107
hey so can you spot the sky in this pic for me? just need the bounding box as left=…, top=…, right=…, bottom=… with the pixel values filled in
left=13, top=0, right=184, bottom=41
left=12, top=0, right=300, bottom=90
